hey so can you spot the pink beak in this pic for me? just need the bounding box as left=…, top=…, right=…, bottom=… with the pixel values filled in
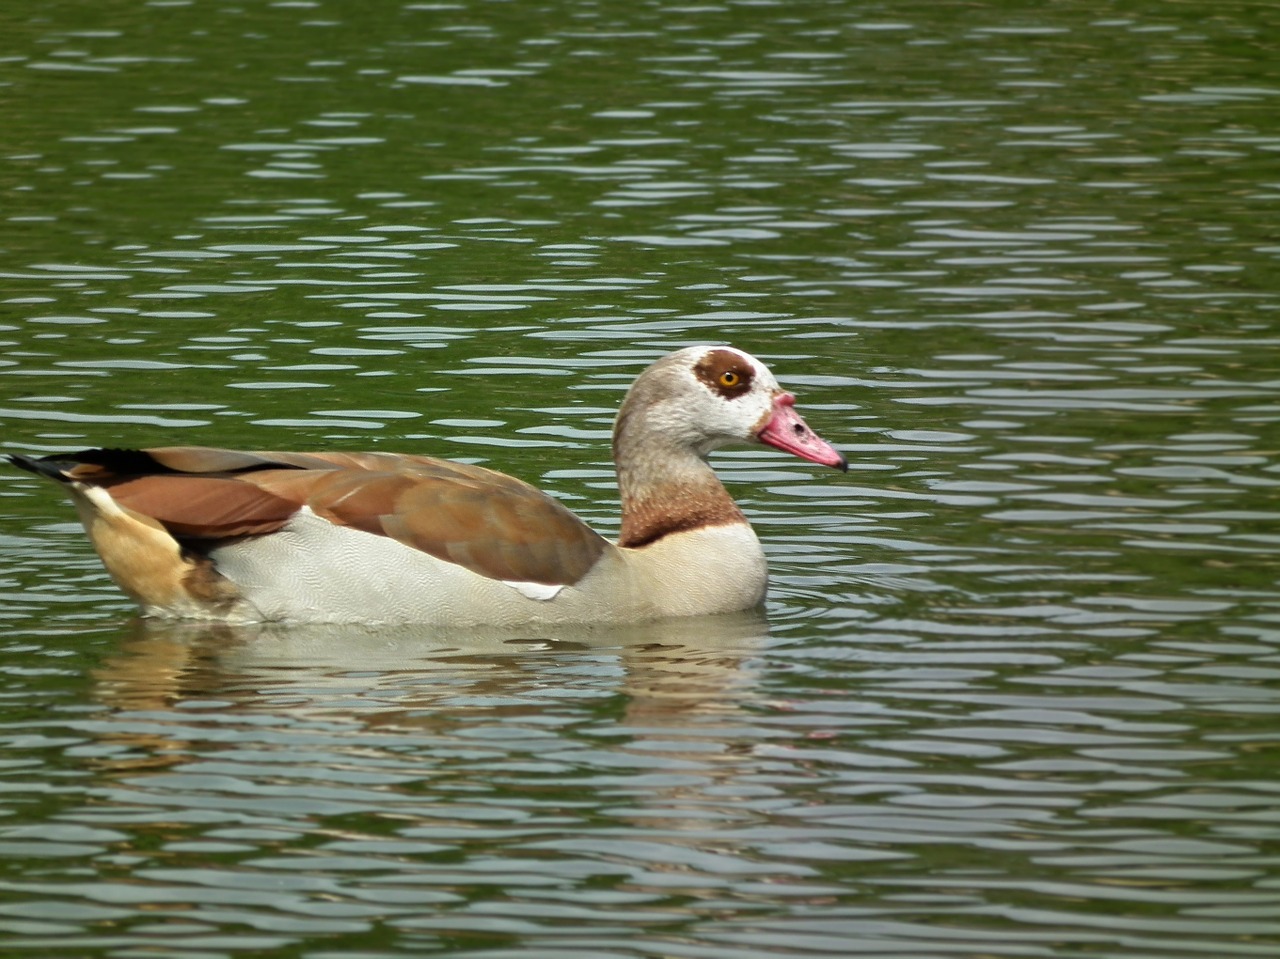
left=757, top=393, right=847, bottom=471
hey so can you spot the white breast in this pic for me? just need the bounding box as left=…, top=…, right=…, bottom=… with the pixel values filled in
left=200, top=509, right=767, bottom=626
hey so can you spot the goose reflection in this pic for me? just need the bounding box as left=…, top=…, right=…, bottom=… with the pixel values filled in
left=82, top=612, right=818, bottom=900
left=89, top=611, right=771, bottom=765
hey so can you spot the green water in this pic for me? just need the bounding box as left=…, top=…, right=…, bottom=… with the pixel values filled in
left=2, top=1, right=1278, bottom=957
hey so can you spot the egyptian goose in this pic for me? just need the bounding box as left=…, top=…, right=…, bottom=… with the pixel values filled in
left=8, top=346, right=846, bottom=626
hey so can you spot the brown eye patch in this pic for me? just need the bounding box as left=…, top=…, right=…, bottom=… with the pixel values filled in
left=694, top=349, right=754, bottom=399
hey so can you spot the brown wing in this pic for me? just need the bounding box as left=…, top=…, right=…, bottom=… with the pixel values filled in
left=55, top=446, right=607, bottom=587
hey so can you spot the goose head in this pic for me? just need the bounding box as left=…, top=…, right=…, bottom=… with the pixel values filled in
left=613, top=345, right=847, bottom=471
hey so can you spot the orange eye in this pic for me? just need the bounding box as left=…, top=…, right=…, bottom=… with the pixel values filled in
left=719, top=370, right=740, bottom=387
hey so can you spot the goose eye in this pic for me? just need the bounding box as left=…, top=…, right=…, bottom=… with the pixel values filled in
left=719, top=370, right=740, bottom=387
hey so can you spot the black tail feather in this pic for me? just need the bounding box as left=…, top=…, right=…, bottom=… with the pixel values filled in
left=7, top=447, right=182, bottom=482
left=6, top=452, right=76, bottom=483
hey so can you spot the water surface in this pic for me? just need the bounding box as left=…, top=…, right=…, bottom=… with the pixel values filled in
left=2, top=1, right=1278, bottom=957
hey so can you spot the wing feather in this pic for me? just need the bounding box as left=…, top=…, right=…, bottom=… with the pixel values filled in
left=51, top=446, right=607, bottom=587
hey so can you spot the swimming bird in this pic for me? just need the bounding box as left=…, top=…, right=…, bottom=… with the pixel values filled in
left=8, top=346, right=846, bottom=625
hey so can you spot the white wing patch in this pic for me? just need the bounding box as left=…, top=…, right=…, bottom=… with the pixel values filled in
left=504, top=580, right=565, bottom=601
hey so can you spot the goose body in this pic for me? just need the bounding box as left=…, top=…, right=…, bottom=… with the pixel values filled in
left=9, top=346, right=845, bottom=626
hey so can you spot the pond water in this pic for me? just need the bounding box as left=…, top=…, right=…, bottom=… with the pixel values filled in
left=2, top=1, right=1279, bottom=957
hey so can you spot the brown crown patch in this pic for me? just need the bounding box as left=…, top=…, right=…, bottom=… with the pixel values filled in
left=693, top=348, right=754, bottom=400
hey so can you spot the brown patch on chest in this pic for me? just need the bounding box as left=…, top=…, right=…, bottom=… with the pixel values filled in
left=617, top=479, right=746, bottom=549
left=693, top=349, right=754, bottom=400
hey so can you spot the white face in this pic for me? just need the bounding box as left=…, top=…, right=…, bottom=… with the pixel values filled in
left=666, top=346, right=782, bottom=455
left=656, top=346, right=845, bottom=470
